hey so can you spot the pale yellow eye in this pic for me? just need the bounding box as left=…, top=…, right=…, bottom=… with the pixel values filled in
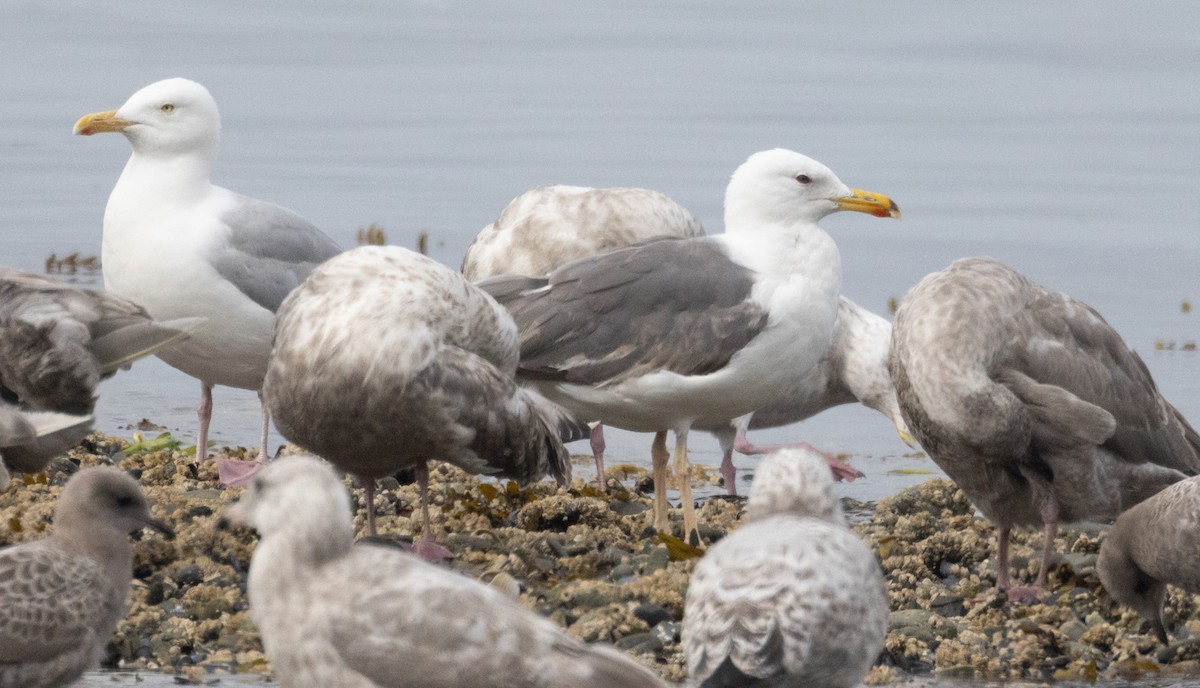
left=160, top=103, right=175, bottom=113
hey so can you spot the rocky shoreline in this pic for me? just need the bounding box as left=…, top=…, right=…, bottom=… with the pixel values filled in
left=3, top=430, right=1200, bottom=684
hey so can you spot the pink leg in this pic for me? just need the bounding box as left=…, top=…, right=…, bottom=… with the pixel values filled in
left=196, top=381, right=213, bottom=461
left=413, top=461, right=452, bottom=561
left=590, top=422, right=608, bottom=489
left=732, top=426, right=864, bottom=482
left=719, top=446, right=738, bottom=497
left=995, top=526, right=1013, bottom=590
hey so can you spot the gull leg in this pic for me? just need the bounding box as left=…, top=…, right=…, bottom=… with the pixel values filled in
left=413, top=460, right=452, bottom=561
left=732, top=425, right=863, bottom=482
left=360, top=475, right=378, bottom=536
left=196, top=381, right=213, bottom=461
left=1007, top=502, right=1059, bottom=603
left=674, top=427, right=698, bottom=545
left=257, top=390, right=271, bottom=460
left=651, top=431, right=670, bottom=532
left=995, top=526, right=1013, bottom=590
left=715, top=427, right=738, bottom=496
left=589, top=422, right=608, bottom=490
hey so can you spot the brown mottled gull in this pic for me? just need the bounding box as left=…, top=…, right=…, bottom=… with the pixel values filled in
left=264, top=245, right=585, bottom=556
left=221, top=454, right=668, bottom=688
left=0, top=466, right=174, bottom=688
left=891, top=257, right=1200, bottom=598
left=0, top=267, right=200, bottom=482
left=74, top=78, right=342, bottom=482
left=463, top=184, right=706, bottom=488
left=480, top=149, right=899, bottom=543
left=1098, top=474, right=1200, bottom=642
left=682, top=447, right=888, bottom=687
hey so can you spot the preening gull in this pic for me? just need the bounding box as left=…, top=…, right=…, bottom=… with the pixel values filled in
left=0, top=267, right=200, bottom=483
left=699, top=296, right=914, bottom=495
left=220, top=454, right=668, bottom=688
left=891, top=257, right=1200, bottom=597
left=0, top=466, right=174, bottom=688
left=264, top=245, right=585, bottom=555
left=462, top=184, right=706, bottom=487
left=682, top=447, right=888, bottom=687
left=480, top=149, right=899, bottom=542
left=74, top=78, right=342, bottom=483
left=1098, top=474, right=1200, bottom=643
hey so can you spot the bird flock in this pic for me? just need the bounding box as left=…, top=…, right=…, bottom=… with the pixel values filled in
left=1, top=76, right=1198, bottom=686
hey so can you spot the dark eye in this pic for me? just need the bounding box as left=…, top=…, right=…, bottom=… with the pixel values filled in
left=253, top=477, right=266, bottom=492
left=160, top=103, right=175, bottom=113
left=116, top=495, right=134, bottom=507
left=795, top=174, right=812, bottom=184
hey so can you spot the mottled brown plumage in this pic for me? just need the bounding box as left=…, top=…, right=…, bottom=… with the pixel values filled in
left=891, top=257, right=1200, bottom=594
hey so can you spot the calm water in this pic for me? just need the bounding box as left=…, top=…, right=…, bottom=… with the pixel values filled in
left=3, top=1, right=1200, bottom=685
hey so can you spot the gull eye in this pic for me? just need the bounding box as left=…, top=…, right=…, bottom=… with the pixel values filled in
left=253, top=477, right=266, bottom=493
left=795, top=174, right=812, bottom=185
left=115, top=495, right=134, bottom=508
left=160, top=103, right=175, bottom=113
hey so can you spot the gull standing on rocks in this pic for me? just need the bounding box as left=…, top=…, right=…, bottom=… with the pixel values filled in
left=73, top=78, right=342, bottom=484
left=0, top=267, right=200, bottom=484
left=0, top=466, right=175, bottom=688
left=891, top=257, right=1200, bottom=598
left=682, top=447, right=888, bottom=687
left=462, top=184, right=706, bottom=487
left=464, top=185, right=909, bottom=496
left=480, top=149, right=900, bottom=542
left=221, top=454, right=668, bottom=688
left=1098, top=474, right=1200, bottom=643
left=264, top=245, right=585, bottom=557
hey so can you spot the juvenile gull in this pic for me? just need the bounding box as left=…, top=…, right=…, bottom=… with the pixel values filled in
left=891, top=257, right=1200, bottom=597
left=74, top=78, right=342, bottom=483
left=481, top=149, right=899, bottom=541
left=463, top=184, right=706, bottom=487
left=682, top=447, right=888, bottom=687
left=0, top=466, right=174, bottom=688
left=1098, top=474, right=1200, bottom=642
left=264, top=245, right=584, bottom=556
left=0, top=267, right=200, bottom=482
left=221, top=454, right=668, bottom=688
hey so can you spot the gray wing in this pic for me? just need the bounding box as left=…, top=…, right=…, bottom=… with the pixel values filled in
left=0, top=408, right=94, bottom=473
left=1007, top=287, right=1200, bottom=474
left=480, top=237, right=769, bottom=386
left=0, top=269, right=202, bottom=414
left=0, top=542, right=111, bottom=663
left=209, top=195, right=343, bottom=313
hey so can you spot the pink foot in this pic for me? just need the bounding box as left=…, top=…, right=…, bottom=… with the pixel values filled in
left=216, top=457, right=268, bottom=488
left=733, top=431, right=864, bottom=483
left=1003, top=585, right=1046, bottom=604
left=414, top=539, right=453, bottom=562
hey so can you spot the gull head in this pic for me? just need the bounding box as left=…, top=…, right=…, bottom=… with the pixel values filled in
left=74, top=77, right=221, bottom=159
left=724, top=148, right=900, bottom=228
left=221, top=454, right=355, bottom=547
left=744, top=447, right=845, bottom=525
left=55, top=466, right=175, bottom=539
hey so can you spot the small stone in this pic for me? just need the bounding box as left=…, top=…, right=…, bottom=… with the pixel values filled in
left=615, top=632, right=663, bottom=654
left=632, top=603, right=672, bottom=627
left=1060, top=619, right=1088, bottom=641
